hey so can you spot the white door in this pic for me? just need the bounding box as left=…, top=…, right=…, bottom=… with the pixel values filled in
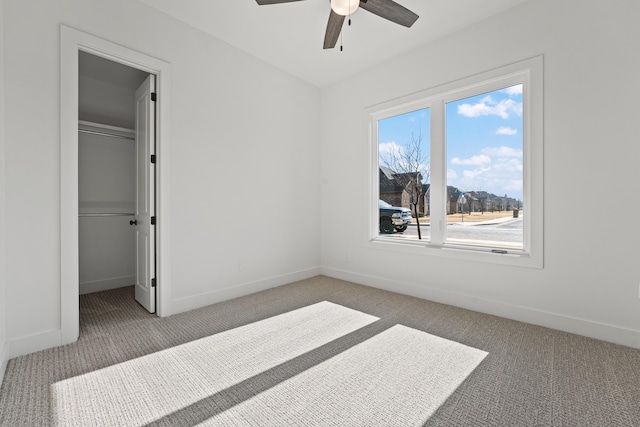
left=134, top=75, right=156, bottom=313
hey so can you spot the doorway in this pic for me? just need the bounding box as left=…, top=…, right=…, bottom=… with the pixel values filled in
left=78, top=52, right=156, bottom=313
left=60, top=26, right=173, bottom=345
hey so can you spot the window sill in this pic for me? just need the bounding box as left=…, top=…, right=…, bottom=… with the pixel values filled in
left=367, top=237, right=542, bottom=269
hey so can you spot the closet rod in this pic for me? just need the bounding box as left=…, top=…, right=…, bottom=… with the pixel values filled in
left=78, top=129, right=135, bottom=141
left=79, top=213, right=135, bottom=217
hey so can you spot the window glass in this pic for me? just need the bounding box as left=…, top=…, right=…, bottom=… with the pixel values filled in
left=445, top=85, right=524, bottom=249
left=378, top=108, right=430, bottom=239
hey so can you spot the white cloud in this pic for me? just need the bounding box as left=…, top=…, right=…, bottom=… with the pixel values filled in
left=502, top=84, right=523, bottom=96
left=496, top=126, right=518, bottom=136
left=450, top=165, right=523, bottom=200
left=492, top=157, right=523, bottom=174
left=457, top=96, right=494, bottom=118
left=457, top=97, right=522, bottom=119
left=451, top=154, right=492, bottom=166
left=462, top=167, right=492, bottom=179
left=481, top=146, right=522, bottom=158
left=378, top=141, right=404, bottom=158
left=448, top=149, right=523, bottom=200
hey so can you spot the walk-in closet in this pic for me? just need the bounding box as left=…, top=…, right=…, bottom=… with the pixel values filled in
left=78, top=52, right=154, bottom=309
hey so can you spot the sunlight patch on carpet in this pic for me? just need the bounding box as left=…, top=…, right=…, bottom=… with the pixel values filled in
left=205, top=325, right=488, bottom=426
left=52, top=301, right=378, bottom=426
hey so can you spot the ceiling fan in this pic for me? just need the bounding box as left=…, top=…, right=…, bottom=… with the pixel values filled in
left=255, top=0, right=419, bottom=49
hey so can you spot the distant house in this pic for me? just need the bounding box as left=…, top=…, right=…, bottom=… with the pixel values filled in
left=379, top=166, right=429, bottom=216
left=379, top=166, right=405, bottom=207
left=447, top=187, right=520, bottom=214
left=383, top=169, right=520, bottom=216
left=448, top=186, right=462, bottom=214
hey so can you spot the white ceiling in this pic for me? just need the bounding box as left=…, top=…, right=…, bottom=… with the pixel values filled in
left=139, top=0, right=529, bottom=88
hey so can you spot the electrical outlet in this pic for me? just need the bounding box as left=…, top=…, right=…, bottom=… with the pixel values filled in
left=346, top=253, right=351, bottom=263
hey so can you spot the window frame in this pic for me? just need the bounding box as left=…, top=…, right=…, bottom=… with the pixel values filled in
left=367, top=56, right=543, bottom=268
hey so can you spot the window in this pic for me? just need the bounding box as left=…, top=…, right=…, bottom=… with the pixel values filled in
left=445, top=85, right=523, bottom=250
left=369, top=57, right=543, bottom=268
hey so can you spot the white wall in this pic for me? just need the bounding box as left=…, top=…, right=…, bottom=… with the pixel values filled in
left=3, top=0, right=320, bottom=355
left=320, top=0, right=640, bottom=348
left=0, top=0, right=9, bottom=382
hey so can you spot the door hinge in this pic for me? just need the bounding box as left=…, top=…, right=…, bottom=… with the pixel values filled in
left=151, top=154, right=156, bottom=164
left=151, top=216, right=156, bottom=225
left=151, top=278, right=156, bottom=288
left=151, top=92, right=157, bottom=102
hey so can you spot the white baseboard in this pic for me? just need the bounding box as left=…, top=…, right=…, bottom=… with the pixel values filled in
left=0, top=342, right=8, bottom=386
left=321, top=267, right=640, bottom=349
left=8, top=329, right=62, bottom=359
left=7, top=269, right=322, bottom=358
left=166, top=267, right=322, bottom=316
left=80, top=275, right=134, bottom=295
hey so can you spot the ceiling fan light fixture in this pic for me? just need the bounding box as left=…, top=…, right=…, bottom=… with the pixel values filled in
left=330, top=0, right=359, bottom=16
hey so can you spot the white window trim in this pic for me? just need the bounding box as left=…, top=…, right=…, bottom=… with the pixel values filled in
left=367, top=56, right=543, bottom=268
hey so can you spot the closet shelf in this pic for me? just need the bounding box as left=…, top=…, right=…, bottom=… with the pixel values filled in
left=78, top=120, right=135, bottom=141
left=79, top=213, right=135, bottom=217
left=78, top=129, right=135, bottom=141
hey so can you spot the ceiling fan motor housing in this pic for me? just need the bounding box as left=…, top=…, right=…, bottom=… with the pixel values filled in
left=330, top=0, right=360, bottom=16
left=255, top=0, right=418, bottom=50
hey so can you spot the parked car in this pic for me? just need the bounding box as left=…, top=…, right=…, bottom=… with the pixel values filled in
left=379, top=200, right=412, bottom=233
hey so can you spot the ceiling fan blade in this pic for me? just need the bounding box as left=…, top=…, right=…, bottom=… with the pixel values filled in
left=360, top=0, right=419, bottom=27
left=255, top=0, right=304, bottom=5
left=323, top=9, right=345, bottom=49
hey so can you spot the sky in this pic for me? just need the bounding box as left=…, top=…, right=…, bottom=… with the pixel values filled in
left=379, top=84, right=523, bottom=202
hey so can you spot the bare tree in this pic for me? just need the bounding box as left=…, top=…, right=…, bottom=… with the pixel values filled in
left=380, top=129, right=430, bottom=239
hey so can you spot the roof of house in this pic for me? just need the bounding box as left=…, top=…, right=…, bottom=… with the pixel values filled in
left=379, top=167, right=404, bottom=192
left=379, top=166, right=396, bottom=180
left=380, top=168, right=429, bottom=194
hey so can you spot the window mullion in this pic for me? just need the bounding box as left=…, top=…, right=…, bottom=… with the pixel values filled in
left=429, top=100, right=446, bottom=246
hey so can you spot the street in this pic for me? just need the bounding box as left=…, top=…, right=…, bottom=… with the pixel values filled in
left=382, top=217, right=523, bottom=248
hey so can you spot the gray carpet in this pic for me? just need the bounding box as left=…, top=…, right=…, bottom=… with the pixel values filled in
left=1, top=276, right=639, bottom=426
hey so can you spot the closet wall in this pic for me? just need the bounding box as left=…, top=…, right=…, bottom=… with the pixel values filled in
left=78, top=52, right=148, bottom=295
left=78, top=123, right=136, bottom=294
